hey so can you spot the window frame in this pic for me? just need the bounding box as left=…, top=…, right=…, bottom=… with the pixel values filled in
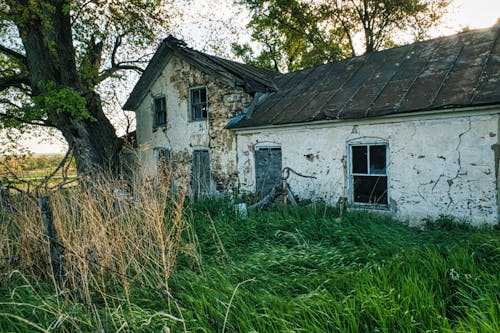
left=153, top=147, right=170, bottom=172
left=153, top=95, right=167, bottom=128
left=347, top=139, right=389, bottom=209
left=189, top=86, right=208, bottom=121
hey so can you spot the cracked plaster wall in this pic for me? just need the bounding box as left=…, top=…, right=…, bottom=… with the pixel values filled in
left=236, top=112, right=499, bottom=225
left=135, top=56, right=252, bottom=195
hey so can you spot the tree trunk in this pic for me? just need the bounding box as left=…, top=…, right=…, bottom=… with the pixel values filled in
left=58, top=92, right=121, bottom=177
left=15, top=0, right=121, bottom=178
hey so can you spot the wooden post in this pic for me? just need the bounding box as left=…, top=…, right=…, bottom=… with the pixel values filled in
left=0, top=181, right=11, bottom=211
left=282, top=178, right=287, bottom=206
left=39, top=196, right=64, bottom=289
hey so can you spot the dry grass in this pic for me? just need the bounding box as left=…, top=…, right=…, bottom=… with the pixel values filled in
left=0, top=173, right=198, bottom=331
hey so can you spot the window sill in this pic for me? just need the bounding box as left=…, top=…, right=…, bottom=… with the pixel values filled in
left=153, top=124, right=167, bottom=132
left=349, top=202, right=390, bottom=211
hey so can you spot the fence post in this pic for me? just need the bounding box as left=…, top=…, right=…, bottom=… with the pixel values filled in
left=0, top=181, right=11, bottom=211
left=39, top=196, right=65, bottom=289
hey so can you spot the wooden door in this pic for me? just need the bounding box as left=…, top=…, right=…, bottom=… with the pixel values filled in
left=255, top=147, right=282, bottom=197
left=192, top=150, right=210, bottom=198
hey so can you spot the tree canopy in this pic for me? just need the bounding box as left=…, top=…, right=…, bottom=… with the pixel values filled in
left=235, top=0, right=451, bottom=72
left=0, top=0, right=173, bottom=176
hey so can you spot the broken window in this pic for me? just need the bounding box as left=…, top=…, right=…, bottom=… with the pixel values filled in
left=153, top=96, right=166, bottom=127
left=349, top=143, right=388, bottom=205
left=190, top=87, right=208, bottom=121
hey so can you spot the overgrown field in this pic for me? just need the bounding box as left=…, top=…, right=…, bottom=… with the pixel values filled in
left=1, top=190, right=498, bottom=332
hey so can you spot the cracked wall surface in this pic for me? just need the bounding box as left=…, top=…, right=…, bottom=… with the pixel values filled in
left=235, top=111, right=499, bottom=225
left=135, top=56, right=252, bottom=195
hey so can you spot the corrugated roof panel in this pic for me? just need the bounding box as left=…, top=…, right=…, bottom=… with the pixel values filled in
left=316, top=58, right=359, bottom=92
left=392, top=40, right=440, bottom=80
left=323, top=88, right=358, bottom=118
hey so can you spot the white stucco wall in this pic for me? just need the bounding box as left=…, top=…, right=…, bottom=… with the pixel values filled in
left=135, top=56, right=251, bottom=194
left=235, top=109, right=499, bottom=225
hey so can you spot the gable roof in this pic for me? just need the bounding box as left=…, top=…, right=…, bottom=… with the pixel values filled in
left=123, top=36, right=278, bottom=111
left=228, top=23, right=500, bottom=129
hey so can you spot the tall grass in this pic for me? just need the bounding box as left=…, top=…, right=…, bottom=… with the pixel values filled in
left=170, top=202, right=499, bottom=333
left=1, top=195, right=499, bottom=332
left=0, top=176, right=195, bottom=332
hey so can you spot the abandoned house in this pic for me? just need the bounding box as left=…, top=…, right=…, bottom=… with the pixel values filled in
left=123, top=23, right=500, bottom=225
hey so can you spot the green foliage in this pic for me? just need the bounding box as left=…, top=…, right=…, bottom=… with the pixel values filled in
left=170, top=204, right=499, bottom=332
left=0, top=0, right=173, bottom=171
left=1, top=82, right=92, bottom=130
left=1, top=200, right=498, bottom=332
left=236, top=0, right=451, bottom=72
left=234, top=0, right=350, bottom=72
left=33, top=82, right=93, bottom=121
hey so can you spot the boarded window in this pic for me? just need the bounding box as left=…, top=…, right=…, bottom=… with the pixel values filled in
left=192, top=149, right=210, bottom=198
left=349, top=143, right=388, bottom=205
left=255, top=147, right=282, bottom=197
left=190, top=87, right=208, bottom=120
left=153, top=96, right=166, bottom=127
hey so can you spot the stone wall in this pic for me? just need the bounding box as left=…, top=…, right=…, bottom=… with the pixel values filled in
left=135, top=56, right=252, bottom=195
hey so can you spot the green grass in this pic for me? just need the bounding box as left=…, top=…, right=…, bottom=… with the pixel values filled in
left=1, top=200, right=499, bottom=332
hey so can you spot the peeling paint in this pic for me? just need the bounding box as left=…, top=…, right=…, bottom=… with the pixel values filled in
left=236, top=113, right=499, bottom=225
left=135, top=56, right=251, bottom=195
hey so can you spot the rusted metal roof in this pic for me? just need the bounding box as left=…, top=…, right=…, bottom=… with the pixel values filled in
left=123, top=36, right=278, bottom=111
left=228, top=23, right=500, bottom=129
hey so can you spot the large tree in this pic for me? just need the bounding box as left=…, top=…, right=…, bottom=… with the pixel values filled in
left=0, top=0, right=172, bottom=177
left=233, top=0, right=351, bottom=72
left=235, top=0, right=450, bottom=72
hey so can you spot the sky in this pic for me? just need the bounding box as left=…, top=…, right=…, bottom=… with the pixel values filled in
left=9, top=0, right=500, bottom=155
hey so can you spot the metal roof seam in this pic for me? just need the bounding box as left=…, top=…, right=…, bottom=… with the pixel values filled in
left=470, top=26, right=500, bottom=104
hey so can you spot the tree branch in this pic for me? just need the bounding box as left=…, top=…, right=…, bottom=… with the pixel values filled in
left=33, top=148, right=72, bottom=194
left=0, top=74, right=31, bottom=93
left=111, top=35, right=123, bottom=67
left=0, top=98, right=21, bottom=109
left=0, top=111, right=54, bottom=128
left=98, top=64, right=144, bottom=82
left=0, top=44, right=27, bottom=67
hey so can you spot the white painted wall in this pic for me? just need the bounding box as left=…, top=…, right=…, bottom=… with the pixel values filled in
left=134, top=55, right=251, bottom=194
left=235, top=110, right=499, bottom=225
left=136, top=57, right=208, bottom=177
left=133, top=53, right=499, bottom=225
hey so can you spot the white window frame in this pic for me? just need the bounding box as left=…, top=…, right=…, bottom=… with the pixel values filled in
left=189, top=86, right=208, bottom=121
left=347, top=138, right=389, bottom=209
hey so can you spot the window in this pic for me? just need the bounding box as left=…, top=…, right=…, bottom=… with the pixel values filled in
left=348, top=142, right=388, bottom=206
left=154, top=147, right=170, bottom=175
left=153, top=96, right=166, bottom=127
left=190, top=87, right=208, bottom=120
